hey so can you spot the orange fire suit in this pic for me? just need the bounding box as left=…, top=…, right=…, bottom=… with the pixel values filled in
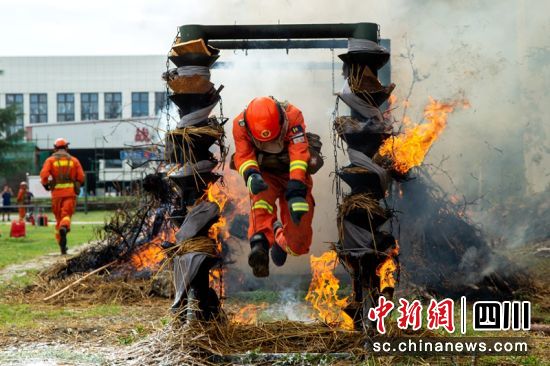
left=16, top=188, right=27, bottom=220
left=40, top=151, right=85, bottom=243
left=233, top=102, right=314, bottom=256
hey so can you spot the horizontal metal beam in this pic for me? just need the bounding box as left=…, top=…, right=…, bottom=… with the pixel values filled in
left=209, top=39, right=348, bottom=50
left=179, top=23, right=379, bottom=43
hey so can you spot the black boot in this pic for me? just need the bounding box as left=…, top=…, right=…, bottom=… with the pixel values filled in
left=59, top=226, right=68, bottom=255
left=270, top=221, right=287, bottom=267
left=248, top=233, right=269, bottom=278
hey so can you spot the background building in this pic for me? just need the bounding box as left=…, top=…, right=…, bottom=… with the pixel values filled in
left=0, top=55, right=167, bottom=195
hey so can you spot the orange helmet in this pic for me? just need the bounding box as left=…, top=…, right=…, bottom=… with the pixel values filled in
left=54, top=138, right=69, bottom=149
left=244, top=97, right=283, bottom=142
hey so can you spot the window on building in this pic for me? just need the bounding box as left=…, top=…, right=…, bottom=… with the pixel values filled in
left=81, top=93, right=99, bottom=120
left=5, top=94, right=24, bottom=133
left=132, top=92, right=149, bottom=117
left=155, top=91, right=167, bottom=116
left=57, top=93, right=75, bottom=122
left=104, top=92, right=122, bottom=119
left=104, top=159, right=123, bottom=169
left=30, top=93, right=48, bottom=123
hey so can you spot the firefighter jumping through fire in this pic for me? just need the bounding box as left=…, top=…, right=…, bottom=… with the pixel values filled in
left=231, top=96, right=323, bottom=277
left=40, top=138, right=85, bottom=255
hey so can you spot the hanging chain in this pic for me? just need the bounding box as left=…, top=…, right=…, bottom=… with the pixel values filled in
left=331, top=98, right=342, bottom=208
left=219, top=96, right=224, bottom=120
left=217, top=96, right=228, bottom=176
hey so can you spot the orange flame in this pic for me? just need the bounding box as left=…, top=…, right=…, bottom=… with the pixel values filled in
left=130, top=238, right=166, bottom=271
left=205, top=182, right=229, bottom=298
left=376, top=243, right=400, bottom=292
left=231, top=303, right=269, bottom=324
left=305, top=251, right=354, bottom=330
left=129, top=223, right=175, bottom=271
left=209, top=268, right=225, bottom=298
left=221, top=168, right=250, bottom=219
left=379, top=97, right=467, bottom=174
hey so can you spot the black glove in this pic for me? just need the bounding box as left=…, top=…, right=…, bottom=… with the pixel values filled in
left=285, top=180, right=309, bottom=224
left=247, top=173, right=268, bottom=195
left=42, top=183, right=51, bottom=191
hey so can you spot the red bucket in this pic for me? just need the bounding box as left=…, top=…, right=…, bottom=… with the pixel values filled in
left=10, top=220, right=26, bottom=238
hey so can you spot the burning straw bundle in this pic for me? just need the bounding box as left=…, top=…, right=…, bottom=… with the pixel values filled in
left=42, top=200, right=157, bottom=281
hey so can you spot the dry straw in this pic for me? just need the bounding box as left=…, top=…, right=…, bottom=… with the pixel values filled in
left=165, top=124, right=224, bottom=166
left=337, top=193, right=388, bottom=244
left=334, top=116, right=361, bottom=136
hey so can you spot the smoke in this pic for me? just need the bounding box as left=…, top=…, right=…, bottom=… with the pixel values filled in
left=265, top=287, right=315, bottom=322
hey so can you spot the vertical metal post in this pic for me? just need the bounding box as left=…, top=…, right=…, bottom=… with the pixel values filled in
left=84, top=172, right=88, bottom=214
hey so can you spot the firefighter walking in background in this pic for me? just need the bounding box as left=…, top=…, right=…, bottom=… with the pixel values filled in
left=16, top=182, right=28, bottom=221
left=232, top=96, right=322, bottom=277
left=40, top=138, right=85, bottom=254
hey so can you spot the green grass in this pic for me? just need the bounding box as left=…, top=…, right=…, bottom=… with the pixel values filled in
left=0, top=223, right=99, bottom=269
left=0, top=303, right=122, bottom=329
left=1, top=210, right=113, bottom=224
left=71, top=210, right=114, bottom=222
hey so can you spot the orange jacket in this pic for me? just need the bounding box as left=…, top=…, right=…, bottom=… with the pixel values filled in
left=40, top=150, right=85, bottom=198
left=233, top=102, right=310, bottom=183
left=16, top=188, right=26, bottom=204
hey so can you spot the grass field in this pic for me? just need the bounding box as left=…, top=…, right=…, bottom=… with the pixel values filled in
left=0, top=211, right=109, bottom=269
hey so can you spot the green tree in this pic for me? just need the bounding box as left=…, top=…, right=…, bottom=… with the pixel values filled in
left=0, top=106, right=26, bottom=178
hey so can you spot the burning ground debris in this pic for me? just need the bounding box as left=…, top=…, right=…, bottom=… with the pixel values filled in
left=305, top=251, right=353, bottom=330
left=392, top=172, right=537, bottom=301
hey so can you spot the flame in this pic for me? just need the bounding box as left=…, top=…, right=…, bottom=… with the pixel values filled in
left=231, top=303, right=269, bottom=324
left=379, top=97, right=467, bottom=174
left=209, top=268, right=225, bottom=298
left=221, top=168, right=250, bottom=218
left=205, top=182, right=229, bottom=298
left=305, top=251, right=354, bottom=330
left=129, top=223, right=174, bottom=271
left=202, top=168, right=251, bottom=299
left=376, top=244, right=400, bottom=293
left=130, top=237, right=166, bottom=271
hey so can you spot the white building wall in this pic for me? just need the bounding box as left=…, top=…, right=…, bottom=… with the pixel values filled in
left=0, top=55, right=166, bottom=149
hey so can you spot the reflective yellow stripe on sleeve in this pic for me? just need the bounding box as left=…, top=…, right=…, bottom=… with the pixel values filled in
left=238, top=159, right=259, bottom=176
left=289, top=160, right=308, bottom=173
left=54, top=183, right=75, bottom=189
left=252, top=199, right=274, bottom=214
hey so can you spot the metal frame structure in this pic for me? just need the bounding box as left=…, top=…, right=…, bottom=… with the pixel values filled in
left=179, top=22, right=379, bottom=49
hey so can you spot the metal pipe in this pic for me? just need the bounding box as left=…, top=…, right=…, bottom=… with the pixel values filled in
left=209, top=39, right=348, bottom=50
left=179, top=23, right=379, bottom=43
